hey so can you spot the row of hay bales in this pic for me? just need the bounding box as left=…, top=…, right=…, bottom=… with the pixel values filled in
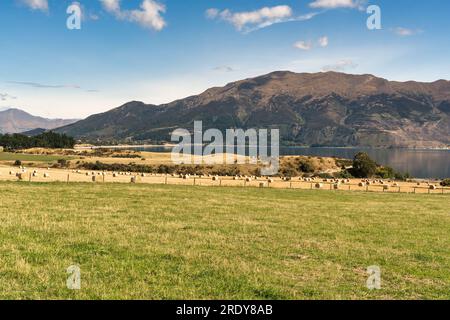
left=5, top=167, right=444, bottom=191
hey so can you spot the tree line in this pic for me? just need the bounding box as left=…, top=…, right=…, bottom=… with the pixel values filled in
left=0, top=131, right=75, bottom=150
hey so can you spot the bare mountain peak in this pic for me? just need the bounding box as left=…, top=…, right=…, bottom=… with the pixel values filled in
left=0, top=108, right=79, bottom=134
left=56, top=71, right=450, bottom=148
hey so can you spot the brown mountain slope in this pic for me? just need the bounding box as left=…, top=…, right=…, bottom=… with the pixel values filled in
left=56, top=71, right=450, bottom=148
left=0, top=108, right=79, bottom=134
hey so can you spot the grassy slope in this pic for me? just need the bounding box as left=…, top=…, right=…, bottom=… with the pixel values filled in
left=0, top=182, right=449, bottom=300
left=0, top=152, right=71, bottom=162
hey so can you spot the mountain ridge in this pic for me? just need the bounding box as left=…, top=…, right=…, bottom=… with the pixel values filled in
left=56, top=71, right=450, bottom=148
left=0, top=108, right=79, bottom=134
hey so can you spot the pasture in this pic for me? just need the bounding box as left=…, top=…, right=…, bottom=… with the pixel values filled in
left=0, top=181, right=449, bottom=299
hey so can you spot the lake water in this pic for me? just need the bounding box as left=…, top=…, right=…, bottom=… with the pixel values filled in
left=131, top=146, right=449, bottom=179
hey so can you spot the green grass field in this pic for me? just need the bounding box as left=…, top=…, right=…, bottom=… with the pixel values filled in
left=0, top=181, right=449, bottom=300
left=0, top=152, right=71, bottom=162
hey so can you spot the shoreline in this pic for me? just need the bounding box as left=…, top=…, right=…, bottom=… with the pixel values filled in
left=76, top=144, right=450, bottom=151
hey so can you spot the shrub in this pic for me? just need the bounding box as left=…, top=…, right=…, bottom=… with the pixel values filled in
left=317, top=173, right=333, bottom=179
left=376, top=166, right=395, bottom=179
left=394, top=172, right=411, bottom=181
left=57, top=159, right=68, bottom=167
left=14, top=160, right=22, bottom=166
left=299, top=160, right=315, bottom=173
left=335, top=170, right=354, bottom=179
left=440, top=179, right=450, bottom=187
left=281, top=166, right=298, bottom=178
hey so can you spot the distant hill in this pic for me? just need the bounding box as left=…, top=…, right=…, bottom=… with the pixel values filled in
left=0, top=108, right=78, bottom=134
left=56, top=71, right=450, bottom=148
left=20, top=128, right=48, bottom=137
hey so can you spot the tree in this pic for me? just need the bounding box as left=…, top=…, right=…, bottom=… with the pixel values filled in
left=0, top=131, right=75, bottom=150
left=351, top=152, right=377, bottom=178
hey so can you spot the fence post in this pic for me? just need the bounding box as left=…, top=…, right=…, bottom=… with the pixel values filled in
left=67, top=174, right=70, bottom=184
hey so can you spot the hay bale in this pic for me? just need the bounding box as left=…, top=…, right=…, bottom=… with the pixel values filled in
left=358, top=182, right=364, bottom=187
left=333, top=183, right=340, bottom=190
left=268, top=178, right=274, bottom=183
left=383, top=185, right=390, bottom=190
left=44, top=173, right=49, bottom=178
left=429, top=185, right=437, bottom=190
left=245, top=177, right=252, bottom=182
left=131, top=176, right=136, bottom=183
left=212, top=176, right=219, bottom=181
left=315, top=183, right=323, bottom=189
left=113, top=173, right=117, bottom=178
left=141, top=173, right=146, bottom=177
left=9, top=171, right=14, bottom=175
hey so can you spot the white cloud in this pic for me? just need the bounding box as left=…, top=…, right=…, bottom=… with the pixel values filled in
left=393, top=27, right=423, bottom=37
left=206, top=6, right=318, bottom=33
left=321, top=59, right=358, bottom=72
left=0, top=93, right=17, bottom=101
left=318, top=36, right=329, bottom=47
left=213, top=66, right=236, bottom=72
left=20, top=0, right=48, bottom=12
left=205, top=8, right=219, bottom=19
left=100, top=0, right=166, bottom=31
left=101, top=0, right=120, bottom=13
left=294, top=41, right=312, bottom=51
left=309, top=0, right=364, bottom=9
left=294, top=36, right=328, bottom=50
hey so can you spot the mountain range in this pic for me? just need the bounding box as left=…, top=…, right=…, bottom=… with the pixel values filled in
left=0, top=108, right=78, bottom=135
left=51, top=71, right=450, bottom=147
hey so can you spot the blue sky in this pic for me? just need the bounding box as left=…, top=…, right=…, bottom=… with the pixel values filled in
left=0, top=0, right=449, bottom=118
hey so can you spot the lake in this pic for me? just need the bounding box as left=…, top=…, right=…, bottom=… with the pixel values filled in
left=128, top=146, right=449, bottom=179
